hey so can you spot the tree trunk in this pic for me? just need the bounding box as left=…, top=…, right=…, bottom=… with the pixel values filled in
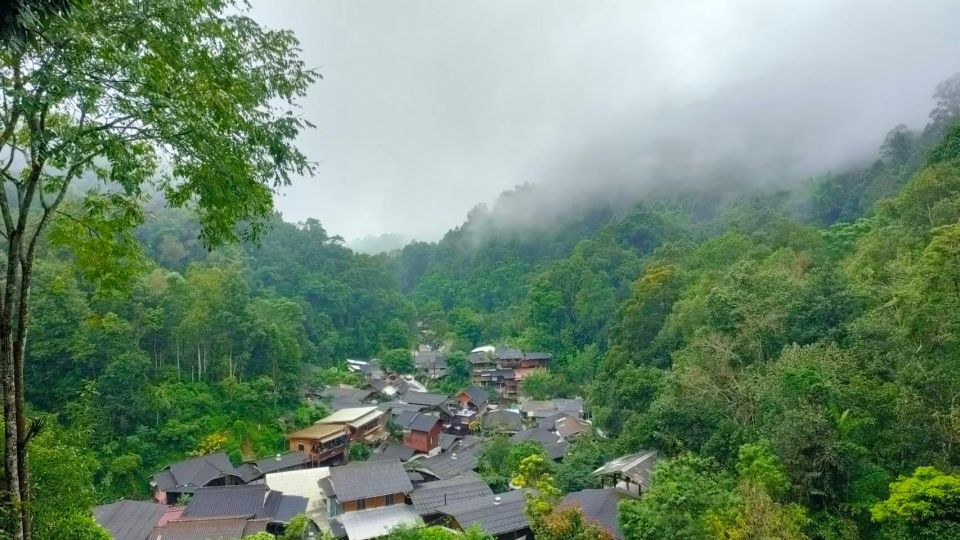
left=14, top=253, right=34, bottom=539
left=2, top=232, right=23, bottom=540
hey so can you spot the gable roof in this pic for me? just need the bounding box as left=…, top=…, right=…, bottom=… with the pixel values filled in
left=520, top=400, right=556, bottom=416
left=409, top=413, right=442, bottom=432
left=562, top=489, right=633, bottom=540
left=286, top=422, right=347, bottom=442
left=459, top=385, right=489, bottom=405
left=401, top=391, right=448, bottom=407
left=147, top=517, right=251, bottom=540
left=412, top=440, right=483, bottom=480
left=494, top=347, right=524, bottom=360
left=182, top=485, right=268, bottom=519
left=370, top=444, right=417, bottom=462
left=538, top=412, right=569, bottom=430
left=237, top=451, right=310, bottom=483
left=93, top=500, right=167, bottom=540
left=592, top=450, right=659, bottom=489
left=327, top=460, right=413, bottom=502
left=523, top=352, right=552, bottom=361
left=554, top=398, right=584, bottom=416
left=318, top=406, right=383, bottom=427
left=321, top=387, right=376, bottom=402
left=438, top=489, right=529, bottom=536
left=511, top=427, right=563, bottom=446
left=409, top=473, right=493, bottom=515
left=151, top=452, right=238, bottom=494
left=264, top=467, right=330, bottom=521
left=333, top=504, right=423, bottom=540
left=555, top=416, right=591, bottom=439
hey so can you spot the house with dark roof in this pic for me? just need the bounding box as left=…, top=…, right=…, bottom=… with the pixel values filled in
left=554, top=415, right=591, bottom=440
left=561, top=488, right=634, bottom=540
left=467, top=346, right=553, bottom=400
left=150, top=452, right=244, bottom=505
left=411, top=438, right=484, bottom=480
left=395, top=411, right=443, bottom=455
left=286, top=422, right=350, bottom=466
left=414, top=350, right=449, bottom=380
left=234, top=451, right=312, bottom=484
left=449, top=385, right=489, bottom=434
left=151, top=484, right=309, bottom=538
left=401, top=391, right=449, bottom=408
left=369, top=443, right=417, bottom=462
left=320, top=460, right=414, bottom=517
left=510, top=427, right=569, bottom=461
left=93, top=500, right=168, bottom=540
left=436, top=489, right=531, bottom=540
left=409, top=472, right=493, bottom=521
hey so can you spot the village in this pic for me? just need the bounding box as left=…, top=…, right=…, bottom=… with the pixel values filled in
left=89, top=345, right=658, bottom=540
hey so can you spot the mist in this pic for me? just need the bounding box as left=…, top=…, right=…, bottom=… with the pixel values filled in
left=249, top=0, right=960, bottom=242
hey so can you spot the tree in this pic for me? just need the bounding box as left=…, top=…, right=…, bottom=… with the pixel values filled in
left=0, top=0, right=317, bottom=536
left=380, top=348, right=414, bottom=374
left=871, top=467, right=960, bottom=539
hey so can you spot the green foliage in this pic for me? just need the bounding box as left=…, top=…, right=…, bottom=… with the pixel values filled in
left=384, top=524, right=492, bottom=540
left=381, top=348, right=414, bottom=374
left=871, top=467, right=960, bottom=539
left=349, top=442, right=371, bottom=462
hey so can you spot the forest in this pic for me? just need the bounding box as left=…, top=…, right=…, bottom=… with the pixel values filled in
left=3, top=1, right=960, bottom=539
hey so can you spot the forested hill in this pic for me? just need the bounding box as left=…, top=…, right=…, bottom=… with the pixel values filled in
left=387, top=75, right=960, bottom=537
left=18, top=68, right=960, bottom=537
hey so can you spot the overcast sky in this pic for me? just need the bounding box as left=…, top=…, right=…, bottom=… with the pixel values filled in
left=249, top=0, right=960, bottom=242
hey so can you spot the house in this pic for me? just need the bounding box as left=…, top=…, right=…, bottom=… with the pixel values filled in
left=150, top=452, right=244, bottom=504
left=287, top=423, right=350, bottom=465
left=554, top=415, right=591, bottom=440
left=322, top=387, right=378, bottom=412
left=152, top=484, right=310, bottom=538
left=319, top=460, right=414, bottom=517
left=414, top=350, right=449, bottom=379
left=510, top=427, right=569, bottom=461
left=264, top=467, right=331, bottom=525
left=561, top=488, right=634, bottom=540
left=317, top=406, right=388, bottom=444
left=449, top=385, right=489, bottom=434
left=409, top=472, right=493, bottom=522
left=329, top=505, right=422, bottom=540
left=93, top=500, right=168, bottom=540
left=146, top=516, right=270, bottom=539
left=412, top=438, right=484, bottom=480
left=395, top=411, right=443, bottom=456
left=347, top=359, right=384, bottom=380
left=369, top=443, right=417, bottom=462
left=235, top=451, right=312, bottom=484
left=436, top=489, right=531, bottom=540
left=592, top=450, right=659, bottom=496
left=468, top=346, right=553, bottom=400
left=401, top=391, right=449, bottom=409
left=480, top=409, right=523, bottom=434
left=519, top=400, right=555, bottom=419
left=554, top=398, right=585, bottom=419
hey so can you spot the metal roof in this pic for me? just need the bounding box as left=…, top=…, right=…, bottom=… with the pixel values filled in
left=286, top=422, right=348, bottom=442
left=333, top=504, right=422, bottom=540
left=327, top=460, right=414, bottom=502
left=409, top=473, right=493, bottom=515
left=481, top=409, right=523, bottom=432
left=511, top=427, right=563, bottom=446
left=554, top=398, right=584, bottom=416
left=93, top=500, right=167, bottom=540
left=561, top=489, right=634, bottom=540
left=412, top=441, right=483, bottom=480
left=370, top=444, right=416, bottom=462
left=182, top=485, right=268, bottom=519
left=147, top=517, right=250, bottom=540
left=264, top=467, right=330, bottom=521
left=151, top=452, right=238, bottom=493
left=592, top=450, right=659, bottom=489
left=318, top=406, right=381, bottom=425
left=494, top=347, right=523, bottom=360
left=401, top=391, right=449, bottom=407
left=555, top=416, right=591, bottom=439
left=438, top=489, right=529, bottom=536
left=459, top=385, right=489, bottom=405
left=321, top=387, right=375, bottom=401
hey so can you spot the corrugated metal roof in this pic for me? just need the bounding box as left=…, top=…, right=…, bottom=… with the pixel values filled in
left=152, top=453, right=238, bottom=493
left=592, top=451, right=659, bottom=489
left=93, top=500, right=167, bottom=540
left=438, top=489, right=529, bottom=536
left=333, top=504, right=422, bottom=540
left=409, top=473, right=493, bottom=515
left=327, top=460, right=414, bottom=502
left=287, top=422, right=348, bottom=441
left=147, top=517, right=249, bottom=540
left=401, top=391, right=448, bottom=407
left=182, top=485, right=267, bottom=519
left=264, top=468, right=330, bottom=521
left=318, top=406, right=380, bottom=425
left=413, top=441, right=483, bottom=480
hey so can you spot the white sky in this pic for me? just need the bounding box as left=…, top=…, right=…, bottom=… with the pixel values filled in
left=249, top=0, right=960, bottom=241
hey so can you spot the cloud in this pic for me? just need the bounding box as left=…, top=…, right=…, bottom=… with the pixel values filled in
left=249, top=0, right=960, bottom=241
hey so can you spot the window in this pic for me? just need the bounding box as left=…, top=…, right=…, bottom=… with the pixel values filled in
left=357, top=498, right=367, bottom=510
left=298, top=444, right=304, bottom=451
left=385, top=494, right=395, bottom=505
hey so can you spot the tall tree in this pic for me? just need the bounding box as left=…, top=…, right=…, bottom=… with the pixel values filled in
left=0, top=0, right=317, bottom=537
